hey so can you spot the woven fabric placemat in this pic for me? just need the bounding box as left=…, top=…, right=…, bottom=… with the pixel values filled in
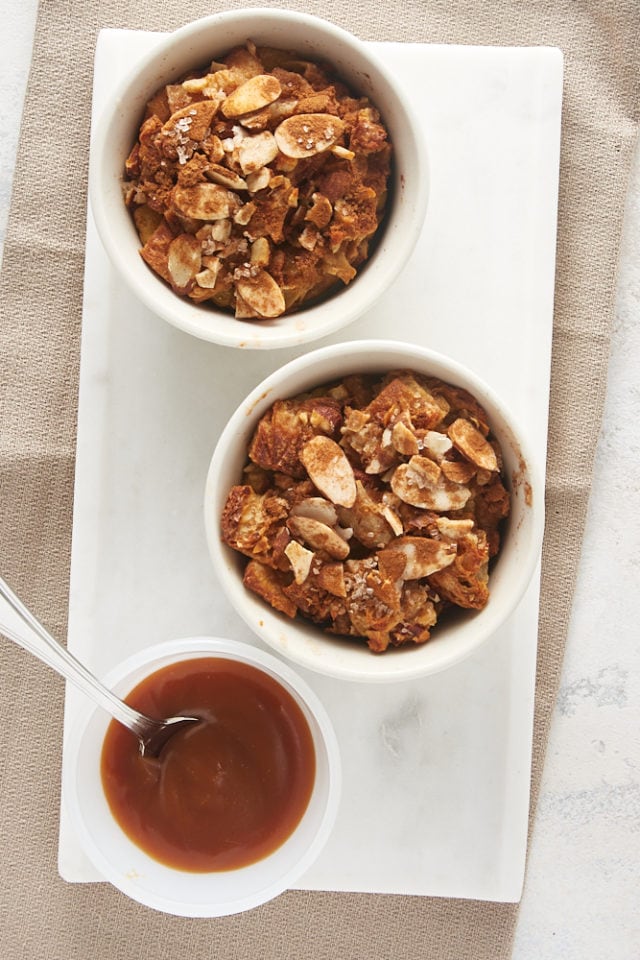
left=0, top=2, right=638, bottom=958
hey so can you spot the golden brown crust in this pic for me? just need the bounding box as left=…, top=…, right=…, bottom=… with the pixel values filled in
left=243, top=561, right=297, bottom=618
left=248, top=396, right=343, bottom=477
left=220, top=485, right=290, bottom=569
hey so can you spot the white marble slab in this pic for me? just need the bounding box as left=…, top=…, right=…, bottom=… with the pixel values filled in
left=55, top=29, right=563, bottom=902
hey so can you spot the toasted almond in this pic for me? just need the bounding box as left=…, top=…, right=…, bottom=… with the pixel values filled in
left=196, top=220, right=232, bottom=244
left=298, top=224, right=319, bottom=251
left=167, top=233, right=201, bottom=291
left=246, top=167, right=271, bottom=193
left=284, top=540, right=315, bottom=584
left=238, top=131, right=279, bottom=175
left=378, top=536, right=457, bottom=581
left=172, top=183, right=240, bottom=220
left=234, top=268, right=286, bottom=318
left=391, top=420, right=420, bottom=456
left=300, top=436, right=357, bottom=508
left=222, top=74, right=282, bottom=117
left=331, top=144, right=355, bottom=160
left=287, top=516, right=350, bottom=561
left=448, top=418, right=498, bottom=471
left=440, top=459, right=477, bottom=484
left=163, top=101, right=218, bottom=141
left=391, top=456, right=471, bottom=511
left=403, top=455, right=441, bottom=485
left=290, top=497, right=338, bottom=527
left=234, top=202, right=256, bottom=226
left=133, top=204, right=163, bottom=245
left=181, top=77, right=209, bottom=94
left=194, top=258, right=220, bottom=288
left=274, top=113, right=345, bottom=158
left=202, top=134, right=225, bottom=163
left=250, top=236, right=270, bottom=266
left=381, top=505, right=404, bottom=537
left=205, top=163, right=248, bottom=191
left=233, top=290, right=258, bottom=319
left=420, top=430, right=453, bottom=460
left=475, top=468, right=494, bottom=486
left=240, top=98, right=298, bottom=130
left=337, top=480, right=396, bottom=549
left=435, top=517, right=475, bottom=540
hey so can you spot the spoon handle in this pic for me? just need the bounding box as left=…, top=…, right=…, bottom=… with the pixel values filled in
left=0, top=574, right=146, bottom=735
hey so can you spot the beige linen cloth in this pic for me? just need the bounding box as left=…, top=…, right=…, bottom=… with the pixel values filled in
left=0, top=1, right=638, bottom=957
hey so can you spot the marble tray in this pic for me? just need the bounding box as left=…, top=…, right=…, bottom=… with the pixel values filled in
left=58, top=29, right=562, bottom=902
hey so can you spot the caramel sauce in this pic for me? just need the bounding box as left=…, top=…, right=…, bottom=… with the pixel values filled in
left=100, top=657, right=315, bottom=872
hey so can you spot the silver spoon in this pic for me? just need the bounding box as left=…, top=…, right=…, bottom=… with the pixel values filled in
left=0, top=574, right=199, bottom=757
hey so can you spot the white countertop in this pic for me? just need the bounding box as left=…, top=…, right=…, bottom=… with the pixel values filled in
left=1, top=3, right=638, bottom=957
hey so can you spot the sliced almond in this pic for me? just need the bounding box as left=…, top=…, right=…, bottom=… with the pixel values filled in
left=194, top=258, right=220, bottom=288
left=167, top=233, right=201, bottom=292
left=284, top=540, right=315, bottom=584
left=378, top=536, right=457, bottom=581
left=233, top=290, right=258, bottom=320
left=290, top=497, right=339, bottom=527
left=234, top=268, right=285, bottom=318
left=234, top=202, right=256, bottom=226
left=287, top=516, right=350, bottom=561
left=402, top=455, right=441, bottom=485
left=337, top=480, right=396, bottom=549
left=300, top=436, right=357, bottom=508
left=331, top=144, right=355, bottom=160
left=391, top=456, right=471, bottom=512
left=250, top=236, right=270, bottom=266
left=440, top=459, right=477, bottom=484
left=475, top=468, right=494, bottom=486
left=435, top=517, right=475, bottom=540
left=240, top=98, right=298, bottom=130
left=222, top=74, right=282, bottom=118
left=381, top=505, right=404, bottom=537
left=172, top=183, right=241, bottom=220
left=448, top=418, right=498, bottom=472
left=181, top=77, right=209, bottom=94
left=133, top=204, right=163, bottom=245
left=391, top=420, right=419, bottom=456
left=298, top=224, right=319, bottom=251
left=420, top=430, right=453, bottom=460
left=202, top=134, right=225, bottom=163
left=205, top=164, right=248, bottom=191
left=274, top=113, right=345, bottom=158
left=246, top=167, right=271, bottom=193
left=197, top=220, right=233, bottom=245
left=162, top=101, right=218, bottom=141
left=237, top=131, right=279, bottom=174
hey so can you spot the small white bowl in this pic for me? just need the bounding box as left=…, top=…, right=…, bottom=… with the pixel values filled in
left=89, top=9, right=428, bottom=349
left=204, top=340, right=545, bottom=682
left=63, top=637, right=340, bottom=917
